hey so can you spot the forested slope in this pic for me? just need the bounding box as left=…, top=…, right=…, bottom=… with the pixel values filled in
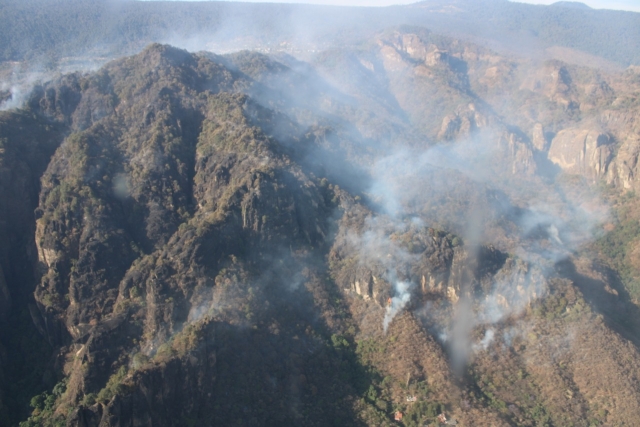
left=0, top=0, right=639, bottom=67
left=0, top=33, right=640, bottom=425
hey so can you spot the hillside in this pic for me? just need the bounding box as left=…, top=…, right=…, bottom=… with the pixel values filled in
left=0, top=27, right=640, bottom=426
left=0, top=0, right=639, bottom=68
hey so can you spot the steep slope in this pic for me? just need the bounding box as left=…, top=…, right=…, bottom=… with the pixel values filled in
left=0, top=44, right=520, bottom=426
left=3, top=33, right=640, bottom=427
left=0, top=109, right=65, bottom=424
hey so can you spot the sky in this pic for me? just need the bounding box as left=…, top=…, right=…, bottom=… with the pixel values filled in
left=149, top=0, right=640, bottom=12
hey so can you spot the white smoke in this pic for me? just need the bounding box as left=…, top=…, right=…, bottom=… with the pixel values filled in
left=383, top=278, right=414, bottom=332
left=473, top=328, right=495, bottom=353
left=0, top=86, right=25, bottom=111
left=362, top=126, right=608, bottom=366
left=112, top=173, right=131, bottom=199
left=345, top=216, right=422, bottom=331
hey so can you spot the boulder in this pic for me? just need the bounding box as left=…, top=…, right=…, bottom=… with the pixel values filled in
left=548, top=129, right=613, bottom=179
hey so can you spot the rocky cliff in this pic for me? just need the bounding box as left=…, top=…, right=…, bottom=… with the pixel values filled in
left=547, top=129, right=613, bottom=180
left=0, top=108, right=64, bottom=424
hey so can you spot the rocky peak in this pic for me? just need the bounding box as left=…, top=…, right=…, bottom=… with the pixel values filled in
left=437, top=103, right=488, bottom=140
left=519, top=61, right=576, bottom=109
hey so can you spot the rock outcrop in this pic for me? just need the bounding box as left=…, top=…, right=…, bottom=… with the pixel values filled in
left=608, top=137, right=640, bottom=190
left=532, top=123, right=549, bottom=152
left=548, top=128, right=613, bottom=179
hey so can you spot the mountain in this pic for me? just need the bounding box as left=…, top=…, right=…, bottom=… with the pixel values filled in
left=551, top=1, right=592, bottom=10
left=1, top=23, right=640, bottom=425
left=4, top=0, right=640, bottom=425
left=0, top=0, right=639, bottom=69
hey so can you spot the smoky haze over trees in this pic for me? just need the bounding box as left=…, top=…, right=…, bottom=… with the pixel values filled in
left=2, top=1, right=640, bottom=427
left=0, top=0, right=640, bottom=66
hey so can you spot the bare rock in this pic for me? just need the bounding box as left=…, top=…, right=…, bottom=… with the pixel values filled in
left=607, top=137, right=640, bottom=190
left=548, top=129, right=613, bottom=180
left=500, top=131, right=537, bottom=176
left=532, top=123, right=548, bottom=152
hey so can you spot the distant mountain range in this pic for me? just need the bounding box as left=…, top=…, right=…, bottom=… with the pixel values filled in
left=0, top=0, right=639, bottom=67
left=550, top=1, right=592, bottom=10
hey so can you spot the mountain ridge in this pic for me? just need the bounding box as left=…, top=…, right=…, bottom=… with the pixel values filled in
left=0, top=0, right=639, bottom=68
left=2, top=38, right=640, bottom=425
left=550, top=1, right=592, bottom=10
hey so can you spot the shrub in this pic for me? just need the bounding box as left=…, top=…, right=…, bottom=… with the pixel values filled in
left=96, top=366, right=128, bottom=403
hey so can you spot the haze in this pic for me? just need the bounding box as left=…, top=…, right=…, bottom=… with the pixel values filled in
left=512, top=0, right=640, bottom=12
left=146, top=0, right=640, bottom=12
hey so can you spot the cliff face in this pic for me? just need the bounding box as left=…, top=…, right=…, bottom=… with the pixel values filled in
left=548, top=129, right=613, bottom=180
left=0, top=108, right=64, bottom=423
left=2, top=32, right=640, bottom=427
left=358, top=30, right=640, bottom=193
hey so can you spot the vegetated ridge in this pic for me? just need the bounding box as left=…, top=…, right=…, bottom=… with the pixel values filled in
left=0, top=0, right=639, bottom=67
left=2, top=23, right=640, bottom=427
